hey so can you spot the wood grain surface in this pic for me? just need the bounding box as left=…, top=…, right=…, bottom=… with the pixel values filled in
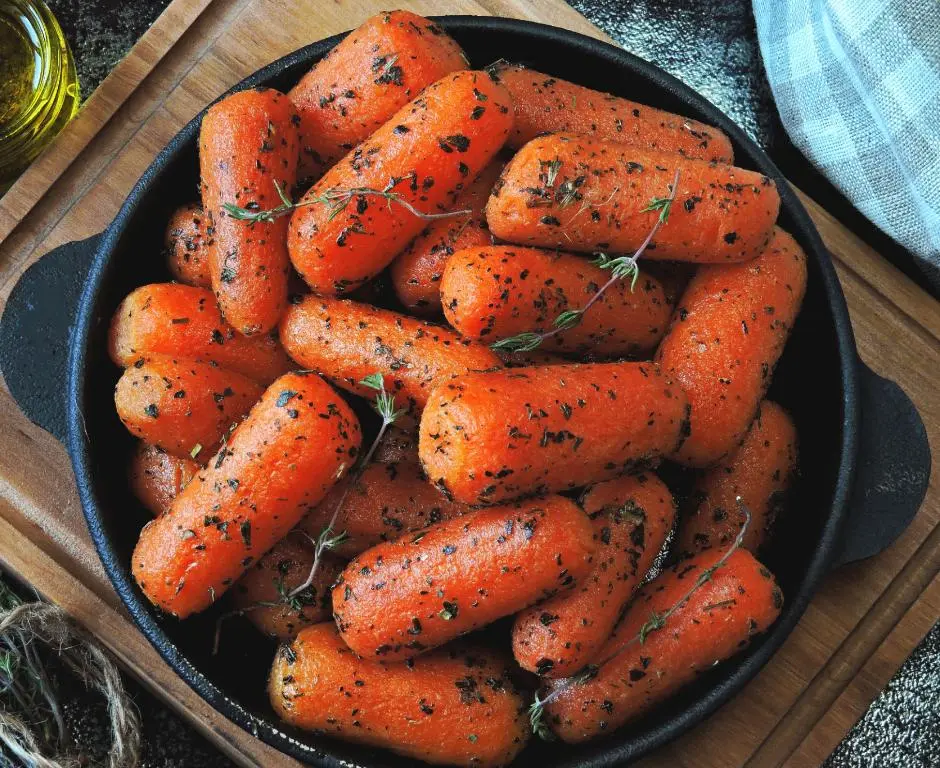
left=0, top=1, right=936, bottom=766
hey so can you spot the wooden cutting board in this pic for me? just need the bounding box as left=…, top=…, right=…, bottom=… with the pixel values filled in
left=0, top=1, right=936, bottom=766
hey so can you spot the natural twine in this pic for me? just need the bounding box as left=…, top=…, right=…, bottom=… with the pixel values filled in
left=0, top=601, right=140, bottom=767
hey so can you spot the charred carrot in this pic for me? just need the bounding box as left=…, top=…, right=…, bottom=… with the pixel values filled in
left=132, top=371, right=361, bottom=618
left=279, top=295, right=500, bottom=422
left=129, top=442, right=199, bottom=517
left=657, top=227, right=807, bottom=466
left=419, top=362, right=689, bottom=505
left=115, top=356, right=263, bottom=461
left=230, top=536, right=345, bottom=641
left=486, top=134, right=779, bottom=263
left=165, top=203, right=211, bottom=288
left=288, top=10, right=468, bottom=181
left=390, top=160, right=503, bottom=315
left=491, top=63, right=734, bottom=162
left=270, top=623, right=530, bottom=766
left=440, top=245, right=671, bottom=358
left=200, top=87, right=299, bottom=336
left=545, top=547, right=782, bottom=742
left=288, top=70, right=514, bottom=295
left=678, top=400, right=797, bottom=555
left=333, top=494, right=595, bottom=661
left=512, top=472, right=675, bottom=677
left=109, top=284, right=293, bottom=385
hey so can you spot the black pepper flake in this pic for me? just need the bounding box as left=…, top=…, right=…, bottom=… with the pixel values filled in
left=470, top=106, right=485, bottom=120
left=724, top=231, right=738, bottom=244
left=393, top=124, right=410, bottom=135
left=240, top=520, right=252, bottom=548
left=539, top=612, right=559, bottom=626
left=540, top=216, right=560, bottom=226
left=144, top=404, right=159, bottom=418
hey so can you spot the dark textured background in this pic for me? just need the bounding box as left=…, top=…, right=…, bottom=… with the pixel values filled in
left=26, top=1, right=939, bottom=765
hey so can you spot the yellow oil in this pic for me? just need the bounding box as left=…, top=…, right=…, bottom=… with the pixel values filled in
left=0, top=0, right=80, bottom=194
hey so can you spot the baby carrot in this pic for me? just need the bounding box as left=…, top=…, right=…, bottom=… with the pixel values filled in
left=440, top=245, right=671, bottom=358
left=492, top=63, right=734, bottom=163
left=132, top=372, right=361, bottom=618
left=115, top=356, right=263, bottom=461
left=129, top=442, right=199, bottom=517
left=512, top=472, right=675, bottom=677
left=165, top=203, right=211, bottom=288
left=486, top=133, right=779, bottom=263
left=332, top=494, right=595, bottom=661
left=373, top=425, right=418, bottom=464
left=288, top=70, right=514, bottom=295
left=200, top=87, right=299, bottom=336
left=678, top=400, right=797, bottom=555
left=109, top=284, right=293, bottom=385
left=279, top=295, right=500, bottom=422
left=288, top=10, right=467, bottom=181
left=270, top=623, right=530, bottom=766
left=545, top=547, right=783, bottom=742
left=419, top=362, right=690, bottom=505
left=390, top=159, right=503, bottom=315
left=657, top=227, right=807, bottom=466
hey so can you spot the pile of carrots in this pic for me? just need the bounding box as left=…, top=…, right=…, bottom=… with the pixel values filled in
left=114, top=10, right=806, bottom=767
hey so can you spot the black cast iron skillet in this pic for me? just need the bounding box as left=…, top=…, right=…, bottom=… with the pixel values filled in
left=0, top=17, right=931, bottom=768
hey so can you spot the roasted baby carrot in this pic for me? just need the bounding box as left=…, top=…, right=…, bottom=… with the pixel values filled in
left=109, top=284, right=293, bottom=385
left=332, top=494, right=595, bottom=661
left=440, top=245, right=671, bottom=358
left=373, top=425, right=418, bottom=463
left=165, top=203, right=211, bottom=288
left=115, top=356, right=263, bottom=461
left=288, top=10, right=467, bottom=181
left=230, top=536, right=345, bottom=641
left=270, top=623, right=530, bottom=766
left=132, top=372, right=360, bottom=618
left=419, top=362, right=690, bottom=505
left=486, top=134, right=779, bottom=263
left=279, top=295, right=500, bottom=421
left=288, top=70, right=514, bottom=295
left=678, top=400, right=797, bottom=556
left=512, top=472, right=675, bottom=677
left=545, top=547, right=783, bottom=742
left=492, top=63, right=734, bottom=163
left=200, top=87, right=299, bottom=336
left=298, top=457, right=469, bottom=558
left=657, top=227, right=807, bottom=466
left=129, top=442, right=199, bottom=517
left=390, top=159, right=503, bottom=315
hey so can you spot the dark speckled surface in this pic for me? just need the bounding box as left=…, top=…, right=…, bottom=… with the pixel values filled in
left=28, top=1, right=939, bottom=767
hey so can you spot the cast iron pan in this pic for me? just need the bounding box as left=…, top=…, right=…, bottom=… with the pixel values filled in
left=0, top=17, right=931, bottom=768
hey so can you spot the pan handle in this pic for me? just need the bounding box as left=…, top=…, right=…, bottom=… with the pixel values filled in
left=0, top=235, right=102, bottom=442
left=831, top=358, right=931, bottom=568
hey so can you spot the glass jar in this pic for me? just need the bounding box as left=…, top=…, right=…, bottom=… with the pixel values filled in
left=0, top=0, right=80, bottom=194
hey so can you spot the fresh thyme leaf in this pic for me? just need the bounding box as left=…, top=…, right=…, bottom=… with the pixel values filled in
left=553, top=309, right=582, bottom=331
left=490, top=332, right=545, bottom=354
left=641, top=193, right=675, bottom=224
left=360, top=373, right=385, bottom=391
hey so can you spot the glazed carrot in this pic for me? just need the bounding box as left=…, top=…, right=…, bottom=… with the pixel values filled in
left=491, top=63, right=734, bottom=162
left=678, top=400, right=797, bottom=556
left=270, top=624, right=530, bottom=766
left=512, top=473, right=675, bottom=677
left=298, top=457, right=469, bottom=558
left=440, top=245, right=671, bottom=358
left=129, top=442, right=199, bottom=517
left=496, top=348, right=569, bottom=368
left=230, top=536, right=345, bottom=641
left=657, top=227, right=807, bottom=466
left=486, top=133, right=779, bottom=263
left=200, top=87, right=299, bottom=336
left=333, top=494, right=595, bottom=661
left=132, top=372, right=361, bottom=618
left=279, top=295, right=500, bottom=422
left=288, top=70, right=514, bottom=295
left=419, top=362, right=689, bottom=505
left=390, top=160, right=503, bottom=315
left=545, top=547, right=783, bottom=742
left=115, top=356, right=263, bottom=461
left=165, top=203, right=211, bottom=288
left=373, top=425, right=418, bottom=464
left=109, top=284, right=293, bottom=385
left=288, top=10, right=467, bottom=181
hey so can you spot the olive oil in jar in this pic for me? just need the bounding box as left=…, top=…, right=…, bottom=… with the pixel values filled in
left=0, top=0, right=79, bottom=193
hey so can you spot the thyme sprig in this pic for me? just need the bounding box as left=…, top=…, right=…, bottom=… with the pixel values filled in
left=528, top=497, right=751, bottom=740
left=491, top=170, right=681, bottom=355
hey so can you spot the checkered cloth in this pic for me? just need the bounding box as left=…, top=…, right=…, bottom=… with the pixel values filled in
left=753, top=0, right=940, bottom=289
